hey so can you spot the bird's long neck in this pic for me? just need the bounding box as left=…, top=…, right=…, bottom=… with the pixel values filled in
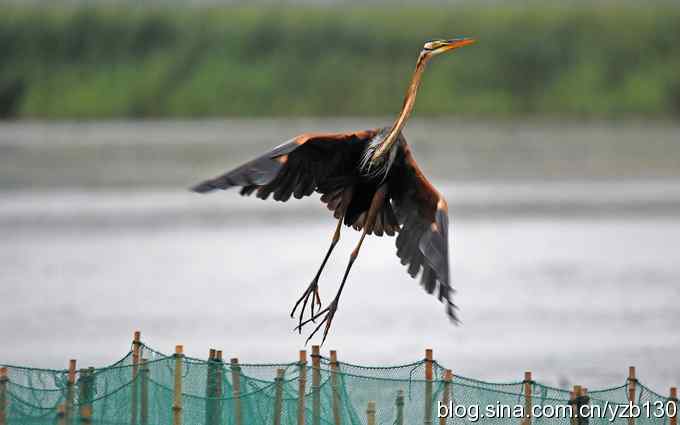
left=372, top=52, right=430, bottom=161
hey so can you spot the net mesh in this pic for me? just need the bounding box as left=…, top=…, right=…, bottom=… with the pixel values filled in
left=0, top=338, right=676, bottom=425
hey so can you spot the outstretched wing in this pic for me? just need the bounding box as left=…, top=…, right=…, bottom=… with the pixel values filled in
left=390, top=142, right=457, bottom=322
left=192, top=130, right=378, bottom=204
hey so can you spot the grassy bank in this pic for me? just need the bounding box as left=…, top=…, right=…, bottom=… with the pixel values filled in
left=1, top=4, right=680, bottom=119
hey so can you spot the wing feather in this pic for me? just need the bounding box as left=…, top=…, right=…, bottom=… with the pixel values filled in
left=391, top=141, right=457, bottom=322
left=192, top=130, right=378, bottom=206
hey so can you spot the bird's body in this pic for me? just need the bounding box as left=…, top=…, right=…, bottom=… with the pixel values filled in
left=193, top=37, right=475, bottom=343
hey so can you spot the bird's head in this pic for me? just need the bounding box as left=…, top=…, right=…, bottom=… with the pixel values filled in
left=421, top=38, right=476, bottom=57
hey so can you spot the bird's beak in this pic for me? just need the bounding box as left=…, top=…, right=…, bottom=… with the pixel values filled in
left=439, top=37, right=476, bottom=53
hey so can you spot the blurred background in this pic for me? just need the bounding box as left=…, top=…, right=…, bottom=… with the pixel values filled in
left=1, top=0, right=679, bottom=392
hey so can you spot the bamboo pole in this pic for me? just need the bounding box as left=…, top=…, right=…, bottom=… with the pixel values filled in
left=140, top=359, right=149, bottom=425
left=330, top=350, right=342, bottom=425
left=57, top=403, right=67, bottom=425
left=0, top=367, right=8, bottom=425
left=231, top=358, right=242, bottom=425
left=80, top=406, right=92, bottom=425
left=439, top=370, right=452, bottom=425
left=628, top=367, right=636, bottom=425
left=395, top=390, right=404, bottom=425
left=670, top=387, right=677, bottom=425
left=298, top=350, right=307, bottom=425
left=131, top=331, right=141, bottom=425
left=79, top=367, right=93, bottom=424
left=66, top=359, right=77, bottom=423
left=424, top=349, right=433, bottom=425
left=215, top=351, right=223, bottom=425
left=581, top=388, right=589, bottom=425
left=312, top=345, right=321, bottom=425
left=367, top=401, right=376, bottom=425
left=206, top=349, right=216, bottom=425
left=573, top=386, right=582, bottom=425
left=522, top=371, right=532, bottom=425
left=274, top=369, right=285, bottom=425
left=173, top=345, right=184, bottom=425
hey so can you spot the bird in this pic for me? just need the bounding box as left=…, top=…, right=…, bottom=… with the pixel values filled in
left=192, top=38, right=476, bottom=344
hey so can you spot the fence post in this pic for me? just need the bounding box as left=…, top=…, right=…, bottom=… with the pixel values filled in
left=0, top=367, right=8, bottom=425
left=79, top=367, right=93, bottom=424
left=627, top=367, right=636, bottom=425
left=132, top=331, right=141, bottom=425
left=424, top=348, right=433, bottom=425
left=670, top=387, right=677, bottom=425
left=395, top=390, right=404, bottom=425
left=367, top=401, right=376, bottom=425
left=330, top=350, right=342, bottom=425
left=312, top=345, right=321, bottom=425
left=580, top=388, right=590, bottom=425
left=206, top=349, right=216, bottom=425
left=573, top=386, right=582, bottom=425
left=66, top=359, right=77, bottom=423
left=298, top=350, right=307, bottom=425
left=568, top=389, right=577, bottom=425
left=57, top=403, right=67, bottom=425
left=522, top=371, right=532, bottom=425
left=215, top=351, right=223, bottom=425
left=231, top=358, right=242, bottom=425
left=439, top=370, right=452, bottom=425
left=274, top=369, right=285, bottom=425
left=140, top=359, right=149, bottom=425
left=173, top=345, right=184, bottom=425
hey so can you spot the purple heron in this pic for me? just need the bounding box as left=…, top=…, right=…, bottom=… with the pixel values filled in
left=193, top=38, right=475, bottom=344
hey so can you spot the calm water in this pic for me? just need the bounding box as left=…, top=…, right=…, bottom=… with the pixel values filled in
left=1, top=120, right=679, bottom=393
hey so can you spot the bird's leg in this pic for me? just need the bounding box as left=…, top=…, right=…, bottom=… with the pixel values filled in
left=297, top=185, right=388, bottom=345
left=290, top=215, right=343, bottom=330
left=291, top=188, right=353, bottom=331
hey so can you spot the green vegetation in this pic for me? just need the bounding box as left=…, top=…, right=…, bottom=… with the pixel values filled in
left=1, top=4, right=680, bottom=118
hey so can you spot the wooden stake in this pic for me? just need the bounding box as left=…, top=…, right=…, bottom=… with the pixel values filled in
left=131, top=331, right=141, bottom=425
left=79, top=368, right=93, bottom=423
left=231, top=358, right=242, bottom=425
left=0, top=367, right=8, bottom=425
left=57, top=403, right=67, bottom=425
left=670, top=387, right=677, bottom=425
left=573, top=386, right=582, bottom=425
left=298, top=350, right=307, bottom=425
left=628, top=367, right=636, bottom=425
left=522, top=371, right=532, bottom=425
left=206, top=349, right=216, bottom=425
left=424, top=349, right=433, bottom=425
left=80, top=406, right=92, bottom=425
left=395, top=390, right=404, bottom=425
left=580, top=387, right=590, bottom=425
left=140, top=359, right=149, bottom=425
left=274, top=369, right=285, bottom=425
left=312, top=345, right=321, bottom=425
left=367, top=401, right=376, bottom=425
left=173, top=345, right=184, bottom=425
left=569, top=390, right=577, bottom=425
left=439, top=370, right=452, bottom=425
left=66, top=359, right=77, bottom=423
left=330, top=350, right=342, bottom=425
left=215, top=351, right=224, bottom=425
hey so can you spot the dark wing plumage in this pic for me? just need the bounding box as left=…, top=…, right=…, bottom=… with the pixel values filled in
left=390, top=141, right=457, bottom=322
left=192, top=130, right=378, bottom=205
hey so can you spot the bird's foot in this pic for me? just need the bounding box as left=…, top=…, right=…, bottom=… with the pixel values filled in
left=295, top=296, right=339, bottom=346
left=290, top=278, right=322, bottom=333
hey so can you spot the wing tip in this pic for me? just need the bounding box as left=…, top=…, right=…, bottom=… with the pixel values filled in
left=191, top=180, right=224, bottom=193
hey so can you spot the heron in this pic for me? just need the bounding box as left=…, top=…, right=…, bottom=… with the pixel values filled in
left=193, top=38, right=476, bottom=344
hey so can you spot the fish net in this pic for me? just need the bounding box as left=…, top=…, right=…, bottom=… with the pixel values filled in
left=0, top=338, right=676, bottom=425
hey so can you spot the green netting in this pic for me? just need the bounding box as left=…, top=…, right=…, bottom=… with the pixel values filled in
left=1, top=339, right=677, bottom=425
